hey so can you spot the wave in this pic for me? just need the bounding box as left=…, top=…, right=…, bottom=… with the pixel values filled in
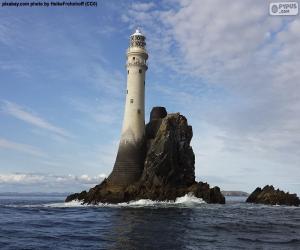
left=237, top=237, right=300, bottom=244
left=10, top=193, right=206, bottom=208
left=116, top=193, right=206, bottom=207
left=56, top=193, right=205, bottom=208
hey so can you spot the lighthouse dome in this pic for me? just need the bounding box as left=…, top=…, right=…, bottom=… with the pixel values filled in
left=131, top=28, right=144, bottom=37
left=130, top=28, right=146, bottom=48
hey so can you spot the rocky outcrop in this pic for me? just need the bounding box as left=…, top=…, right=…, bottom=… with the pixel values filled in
left=246, top=185, right=300, bottom=206
left=66, top=107, right=225, bottom=204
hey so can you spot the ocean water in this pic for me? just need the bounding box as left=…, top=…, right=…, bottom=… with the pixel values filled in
left=0, top=194, right=300, bottom=250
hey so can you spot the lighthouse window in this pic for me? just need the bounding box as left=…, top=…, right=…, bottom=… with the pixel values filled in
left=139, top=69, right=142, bottom=73
left=130, top=99, right=133, bottom=103
left=137, top=109, right=141, bottom=114
left=128, top=70, right=129, bottom=74
left=133, top=57, right=135, bottom=60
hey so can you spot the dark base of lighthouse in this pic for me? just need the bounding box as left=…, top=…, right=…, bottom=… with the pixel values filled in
left=107, top=139, right=145, bottom=188
left=65, top=107, right=225, bottom=205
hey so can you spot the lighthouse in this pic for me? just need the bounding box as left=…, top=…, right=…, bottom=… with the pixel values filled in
left=107, top=29, right=148, bottom=187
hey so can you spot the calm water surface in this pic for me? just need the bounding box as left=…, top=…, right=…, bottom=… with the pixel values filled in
left=0, top=194, right=299, bottom=249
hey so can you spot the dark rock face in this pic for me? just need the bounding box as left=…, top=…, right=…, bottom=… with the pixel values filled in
left=65, top=191, right=87, bottom=202
left=246, top=185, right=300, bottom=206
left=66, top=107, right=225, bottom=204
left=132, top=112, right=196, bottom=200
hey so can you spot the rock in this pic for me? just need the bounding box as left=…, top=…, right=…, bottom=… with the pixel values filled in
left=141, top=113, right=195, bottom=188
left=246, top=185, right=300, bottom=206
left=65, top=190, right=87, bottom=202
left=65, top=107, right=225, bottom=204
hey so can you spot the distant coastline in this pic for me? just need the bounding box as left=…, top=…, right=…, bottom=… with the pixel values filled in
left=0, top=192, right=69, bottom=197
left=221, top=191, right=249, bottom=197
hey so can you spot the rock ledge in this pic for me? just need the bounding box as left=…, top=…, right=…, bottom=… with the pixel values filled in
left=246, top=185, right=300, bottom=206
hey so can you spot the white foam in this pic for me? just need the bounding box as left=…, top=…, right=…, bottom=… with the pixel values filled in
left=44, top=200, right=87, bottom=208
left=4, top=193, right=206, bottom=208
left=46, top=193, right=205, bottom=208
left=112, top=193, right=206, bottom=207
left=175, top=193, right=206, bottom=204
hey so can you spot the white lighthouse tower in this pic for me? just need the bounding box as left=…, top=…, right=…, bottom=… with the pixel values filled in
left=121, top=28, right=148, bottom=145
left=107, top=29, right=148, bottom=187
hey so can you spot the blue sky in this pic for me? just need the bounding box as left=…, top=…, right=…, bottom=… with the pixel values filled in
left=0, top=0, right=299, bottom=194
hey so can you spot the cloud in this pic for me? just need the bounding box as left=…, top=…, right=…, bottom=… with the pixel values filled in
left=66, top=96, right=122, bottom=126
left=0, top=138, right=46, bottom=157
left=0, top=17, right=18, bottom=47
left=1, top=100, right=71, bottom=138
left=0, top=173, right=45, bottom=184
left=131, top=2, right=156, bottom=12
left=131, top=2, right=155, bottom=12
left=53, top=173, right=106, bottom=185
left=0, top=173, right=107, bottom=192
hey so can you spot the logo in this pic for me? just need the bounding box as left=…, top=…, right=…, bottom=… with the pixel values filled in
left=269, top=2, right=299, bottom=16
left=271, top=4, right=279, bottom=13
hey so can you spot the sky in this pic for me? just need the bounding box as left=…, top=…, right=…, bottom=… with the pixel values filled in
left=0, top=0, right=299, bottom=194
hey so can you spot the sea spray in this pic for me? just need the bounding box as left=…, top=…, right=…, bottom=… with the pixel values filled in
left=47, top=193, right=206, bottom=208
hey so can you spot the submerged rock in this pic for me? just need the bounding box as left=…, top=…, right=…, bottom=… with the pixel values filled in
left=246, top=185, right=300, bottom=206
left=66, top=107, right=225, bottom=204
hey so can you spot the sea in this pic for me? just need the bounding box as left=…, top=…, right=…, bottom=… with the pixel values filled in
left=0, top=194, right=300, bottom=250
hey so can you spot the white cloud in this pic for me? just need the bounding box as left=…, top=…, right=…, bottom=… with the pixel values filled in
left=0, top=173, right=45, bottom=184
left=76, top=173, right=107, bottom=184
left=53, top=173, right=106, bottom=185
left=1, top=100, right=71, bottom=138
left=131, top=2, right=156, bottom=12
left=0, top=138, right=46, bottom=157
left=0, top=173, right=107, bottom=192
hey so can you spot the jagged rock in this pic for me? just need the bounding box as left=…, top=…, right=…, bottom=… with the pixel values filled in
left=246, top=185, right=300, bottom=206
left=65, top=190, right=87, bottom=202
left=65, top=107, right=225, bottom=204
